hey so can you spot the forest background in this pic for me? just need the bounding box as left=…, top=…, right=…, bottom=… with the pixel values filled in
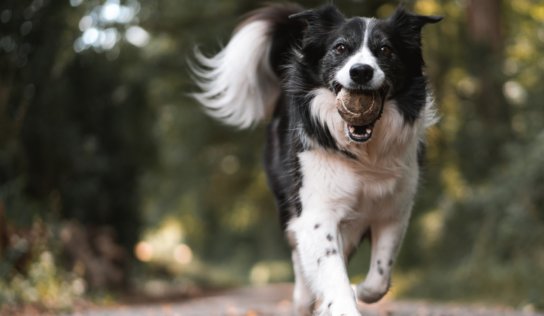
left=1, top=0, right=543, bottom=312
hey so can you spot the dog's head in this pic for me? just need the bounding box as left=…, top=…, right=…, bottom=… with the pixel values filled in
left=290, top=5, right=442, bottom=143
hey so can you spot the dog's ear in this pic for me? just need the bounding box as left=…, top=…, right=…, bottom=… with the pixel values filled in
left=388, top=5, right=442, bottom=52
left=289, top=4, right=345, bottom=30
left=388, top=6, right=442, bottom=74
left=288, top=5, right=345, bottom=64
left=389, top=5, right=443, bottom=32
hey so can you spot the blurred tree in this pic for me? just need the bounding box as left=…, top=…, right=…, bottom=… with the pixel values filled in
left=1, top=0, right=156, bottom=291
left=463, top=0, right=512, bottom=179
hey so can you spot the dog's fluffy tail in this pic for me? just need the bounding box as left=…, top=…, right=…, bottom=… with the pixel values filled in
left=190, top=4, right=304, bottom=129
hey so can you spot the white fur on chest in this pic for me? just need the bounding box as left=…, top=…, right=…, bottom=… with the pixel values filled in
left=296, top=145, right=419, bottom=249
left=297, top=91, right=426, bottom=253
left=307, top=86, right=432, bottom=205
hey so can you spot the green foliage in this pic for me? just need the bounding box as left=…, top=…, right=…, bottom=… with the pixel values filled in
left=0, top=250, right=84, bottom=310
left=0, top=218, right=84, bottom=311
left=1, top=0, right=156, bottom=303
left=406, top=133, right=544, bottom=309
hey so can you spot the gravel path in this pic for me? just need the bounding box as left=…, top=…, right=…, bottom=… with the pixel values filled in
left=69, top=284, right=542, bottom=316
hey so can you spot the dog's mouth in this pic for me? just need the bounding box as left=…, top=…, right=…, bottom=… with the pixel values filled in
left=345, top=122, right=375, bottom=143
left=332, top=82, right=388, bottom=144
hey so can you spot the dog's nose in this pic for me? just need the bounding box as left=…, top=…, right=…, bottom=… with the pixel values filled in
left=349, top=64, right=374, bottom=84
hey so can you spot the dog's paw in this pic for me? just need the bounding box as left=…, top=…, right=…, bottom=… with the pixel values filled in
left=356, top=282, right=388, bottom=304
left=318, top=299, right=360, bottom=316
left=328, top=309, right=361, bottom=316
left=294, top=301, right=314, bottom=316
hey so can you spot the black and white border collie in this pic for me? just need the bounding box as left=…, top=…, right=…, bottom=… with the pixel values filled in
left=191, top=3, right=441, bottom=316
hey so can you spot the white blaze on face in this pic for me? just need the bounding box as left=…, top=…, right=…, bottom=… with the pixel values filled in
left=335, top=18, right=385, bottom=90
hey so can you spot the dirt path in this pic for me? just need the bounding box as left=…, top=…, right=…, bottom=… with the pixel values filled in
left=70, top=283, right=542, bottom=316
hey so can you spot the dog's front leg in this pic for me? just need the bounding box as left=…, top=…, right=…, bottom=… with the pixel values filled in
left=289, top=150, right=361, bottom=316
left=356, top=217, right=409, bottom=304
left=292, top=249, right=315, bottom=316
left=290, top=211, right=360, bottom=316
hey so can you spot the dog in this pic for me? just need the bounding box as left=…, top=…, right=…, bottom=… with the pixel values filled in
left=190, top=3, right=441, bottom=315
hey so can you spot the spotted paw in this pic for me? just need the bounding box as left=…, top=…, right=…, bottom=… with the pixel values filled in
left=356, top=282, right=388, bottom=304
left=320, top=300, right=360, bottom=316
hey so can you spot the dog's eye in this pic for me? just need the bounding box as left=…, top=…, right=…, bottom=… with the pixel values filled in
left=380, top=45, right=393, bottom=57
left=334, top=43, right=347, bottom=55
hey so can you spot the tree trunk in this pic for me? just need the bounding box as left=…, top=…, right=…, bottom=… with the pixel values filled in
left=464, top=0, right=511, bottom=178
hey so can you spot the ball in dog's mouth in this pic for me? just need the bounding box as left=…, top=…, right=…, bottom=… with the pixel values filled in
left=335, top=87, right=385, bottom=143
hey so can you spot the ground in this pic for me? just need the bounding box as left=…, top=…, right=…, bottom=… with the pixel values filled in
left=66, top=284, right=542, bottom=316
